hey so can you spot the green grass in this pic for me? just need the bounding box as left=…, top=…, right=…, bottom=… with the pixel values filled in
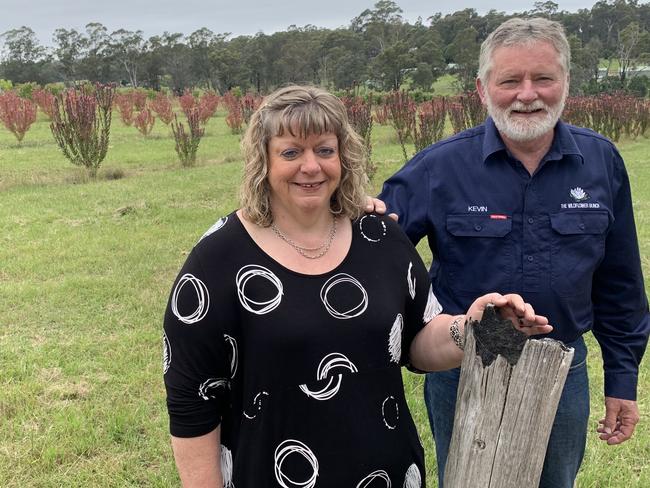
left=1, top=112, right=648, bottom=486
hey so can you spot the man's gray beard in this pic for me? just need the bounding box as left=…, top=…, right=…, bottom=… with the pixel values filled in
left=486, top=90, right=567, bottom=142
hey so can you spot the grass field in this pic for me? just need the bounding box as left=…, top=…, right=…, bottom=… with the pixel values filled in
left=1, top=110, right=648, bottom=486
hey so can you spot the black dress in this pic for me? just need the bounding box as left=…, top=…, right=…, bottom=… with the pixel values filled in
left=164, top=212, right=442, bottom=487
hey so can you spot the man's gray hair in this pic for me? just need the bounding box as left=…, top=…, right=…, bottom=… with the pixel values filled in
left=478, top=17, right=570, bottom=83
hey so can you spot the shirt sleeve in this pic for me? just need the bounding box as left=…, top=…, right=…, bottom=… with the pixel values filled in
left=591, top=150, right=650, bottom=400
left=378, top=151, right=431, bottom=245
left=163, top=248, right=235, bottom=437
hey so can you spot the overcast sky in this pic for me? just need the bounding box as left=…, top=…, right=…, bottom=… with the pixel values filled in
left=4, top=0, right=594, bottom=46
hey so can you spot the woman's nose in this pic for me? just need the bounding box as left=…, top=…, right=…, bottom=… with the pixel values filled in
left=300, top=151, right=320, bottom=173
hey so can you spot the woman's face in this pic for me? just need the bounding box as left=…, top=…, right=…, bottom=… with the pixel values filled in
left=266, top=131, right=341, bottom=218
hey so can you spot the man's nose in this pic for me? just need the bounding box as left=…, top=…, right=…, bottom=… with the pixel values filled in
left=517, top=80, right=538, bottom=104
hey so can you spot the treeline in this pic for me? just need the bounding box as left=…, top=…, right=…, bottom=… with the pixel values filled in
left=2, top=0, right=650, bottom=95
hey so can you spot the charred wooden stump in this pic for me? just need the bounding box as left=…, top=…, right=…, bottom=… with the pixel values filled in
left=444, top=305, right=574, bottom=488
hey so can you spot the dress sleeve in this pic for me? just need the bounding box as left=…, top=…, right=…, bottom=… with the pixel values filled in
left=591, top=150, right=650, bottom=400
left=384, top=217, right=442, bottom=370
left=163, top=248, right=235, bottom=437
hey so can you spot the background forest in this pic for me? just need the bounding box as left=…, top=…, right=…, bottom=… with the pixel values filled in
left=3, top=0, right=650, bottom=96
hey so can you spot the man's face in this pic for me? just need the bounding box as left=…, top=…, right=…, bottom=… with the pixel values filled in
left=477, top=41, right=568, bottom=143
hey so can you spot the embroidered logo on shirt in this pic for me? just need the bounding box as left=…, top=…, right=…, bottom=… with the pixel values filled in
left=570, top=187, right=589, bottom=202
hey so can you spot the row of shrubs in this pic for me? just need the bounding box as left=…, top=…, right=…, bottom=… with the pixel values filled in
left=2, top=84, right=649, bottom=182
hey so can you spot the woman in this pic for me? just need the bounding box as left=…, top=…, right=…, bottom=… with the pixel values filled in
left=163, top=85, right=551, bottom=487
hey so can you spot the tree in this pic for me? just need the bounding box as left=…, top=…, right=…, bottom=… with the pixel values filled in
left=319, top=29, right=366, bottom=89
left=52, top=28, right=84, bottom=81
left=445, top=26, right=480, bottom=90
left=0, top=26, right=49, bottom=83
left=159, top=32, right=192, bottom=94
left=617, top=21, right=647, bottom=82
left=108, top=29, right=146, bottom=87
left=189, top=28, right=234, bottom=90
left=77, top=23, right=111, bottom=82
left=569, top=35, right=603, bottom=93
left=371, top=39, right=413, bottom=90
left=531, top=1, right=559, bottom=16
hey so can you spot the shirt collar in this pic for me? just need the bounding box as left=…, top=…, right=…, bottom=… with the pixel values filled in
left=481, top=116, right=585, bottom=165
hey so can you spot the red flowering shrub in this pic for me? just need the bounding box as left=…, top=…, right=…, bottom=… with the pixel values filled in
left=222, top=91, right=244, bottom=134
left=150, top=92, right=174, bottom=125
left=134, top=107, right=155, bottom=136
left=32, top=88, right=56, bottom=120
left=385, top=90, right=416, bottom=162
left=115, top=93, right=135, bottom=126
left=342, top=95, right=375, bottom=179
left=198, top=91, right=220, bottom=124
left=131, top=89, right=147, bottom=111
left=171, top=108, right=205, bottom=167
left=414, top=97, right=447, bottom=152
left=179, top=90, right=198, bottom=118
left=0, top=91, right=38, bottom=143
left=50, top=83, right=115, bottom=177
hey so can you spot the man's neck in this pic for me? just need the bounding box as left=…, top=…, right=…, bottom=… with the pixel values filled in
left=501, top=130, right=554, bottom=175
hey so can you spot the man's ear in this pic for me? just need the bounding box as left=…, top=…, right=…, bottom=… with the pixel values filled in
left=476, top=77, right=487, bottom=105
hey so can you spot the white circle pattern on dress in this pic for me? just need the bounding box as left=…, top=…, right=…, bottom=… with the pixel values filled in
left=359, top=214, right=387, bottom=242
left=221, top=444, right=234, bottom=488
left=382, top=395, right=400, bottom=430
left=171, top=273, right=210, bottom=325
left=274, top=439, right=319, bottom=488
left=356, top=469, right=392, bottom=488
left=243, top=391, right=269, bottom=419
left=163, top=332, right=171, bottom=374
left=403, top=463, right=421, bottom=488
left=388, top=314, right=403, bottom=364
left=224, top=334, right=238, bottom=379
left=199, top=216, right=228, bottom=242
left=236, top=264, right=283, bottom=315
left=320, top=273, right=368, bottom=319
left=407, top=262, right=416, bottom=300
left=423, top=285, right=442, bottom=323
left=198, top=378, right=229, bottom=400
left=299, top=353, right=358, bottom=400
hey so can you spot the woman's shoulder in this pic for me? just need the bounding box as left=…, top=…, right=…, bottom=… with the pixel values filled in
left=192, top=210, right=246, bottom=258
left=353, top=212, right=412, bottom=247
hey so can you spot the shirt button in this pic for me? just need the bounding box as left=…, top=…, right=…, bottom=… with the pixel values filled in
left=474, top=224, right=482, bottom=231
left=527, top=217, right=534, bottom=224
left=579, top=223, right=585, bottom=230
left=527, top=255, right=534, bottom=262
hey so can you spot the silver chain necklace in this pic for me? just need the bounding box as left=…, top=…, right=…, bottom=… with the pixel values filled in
left=271, top=216, right=337, bottom=259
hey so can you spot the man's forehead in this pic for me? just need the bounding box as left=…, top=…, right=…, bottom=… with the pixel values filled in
left=490, top=42, right=563, bottom=69
left=492, top=40, right=558, bottom=56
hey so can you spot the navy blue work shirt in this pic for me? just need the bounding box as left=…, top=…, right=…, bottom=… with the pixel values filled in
left=379, top=117, right=649, bottom=400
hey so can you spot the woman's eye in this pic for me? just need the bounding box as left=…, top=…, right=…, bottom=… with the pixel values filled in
left=317, top=147, right=336, bottom=157
left=280, top=149, right=299, bottom=159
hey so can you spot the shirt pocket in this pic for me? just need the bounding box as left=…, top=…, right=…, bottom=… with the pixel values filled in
left=444, top=214, right=513, bottom=294
left=549, top=211, right=609, bottom=296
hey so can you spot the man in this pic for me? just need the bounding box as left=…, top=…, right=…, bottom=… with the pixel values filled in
left=377, top=17, right=649, bottom=488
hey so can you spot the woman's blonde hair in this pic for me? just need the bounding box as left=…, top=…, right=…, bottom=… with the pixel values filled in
left=240, top=85, right=367, bottom=227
